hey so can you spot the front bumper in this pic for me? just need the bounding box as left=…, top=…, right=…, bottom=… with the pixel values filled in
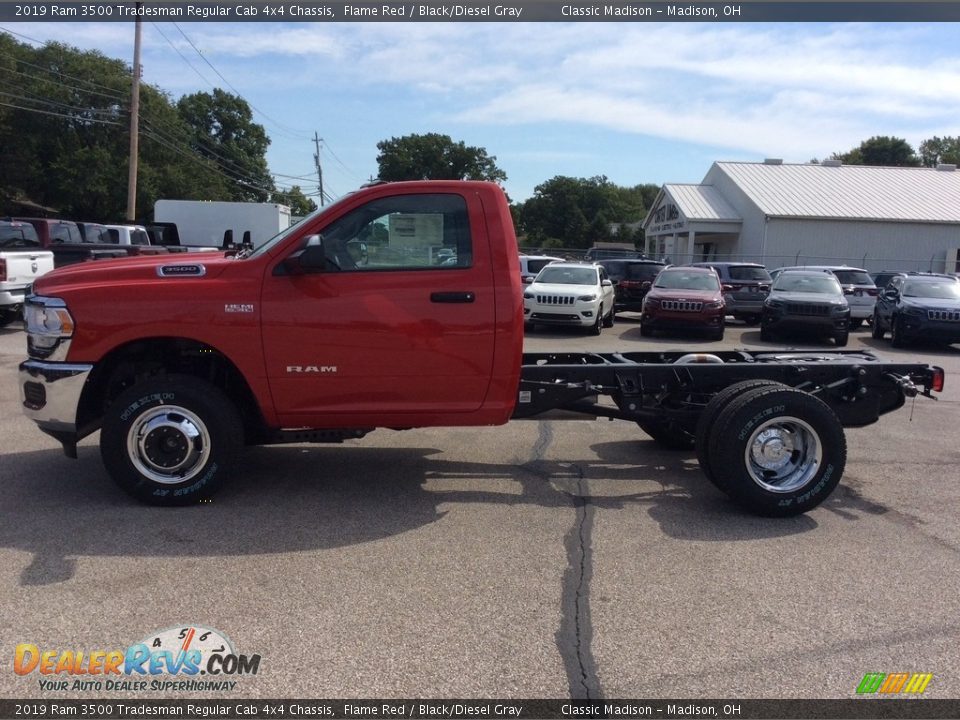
left=897, top=317, right=960, bottom=343
left=524, top=302, right=598, bottom=327
left=763, top=312, right=849, bottom=335
left=19, top=360, right=93, bottom=435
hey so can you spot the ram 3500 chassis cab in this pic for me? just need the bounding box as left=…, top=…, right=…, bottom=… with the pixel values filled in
left=18, top=181, right=943, bottom=516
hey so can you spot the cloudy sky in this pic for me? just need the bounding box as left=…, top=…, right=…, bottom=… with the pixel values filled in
left=5, top=19, right=960, bottom=202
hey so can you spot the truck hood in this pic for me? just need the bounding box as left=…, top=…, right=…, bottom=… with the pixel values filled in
left=768, top=291, right=846, bottom=304
left=646, top=288, right=722, bottom=302
left=33, top=252, right=231, bottom=295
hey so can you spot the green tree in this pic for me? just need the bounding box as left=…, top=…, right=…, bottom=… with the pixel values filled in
left=271, top=185, right=317, bottom=216
left=0, top=37, right=260, bottom=220
left=516, top=176, right=656, bottom=249
left=918, top=136, right=960, bottom=167
left=831, top=136, right=920, bottom=167
left=375, top=133, right=507, bottom=183
left=177, top=88, right=273, bottom=202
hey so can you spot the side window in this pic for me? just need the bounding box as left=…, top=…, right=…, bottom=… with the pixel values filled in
left=51, top=224, right=81, bottom=244
left=317, top=193, right=471, bottom=272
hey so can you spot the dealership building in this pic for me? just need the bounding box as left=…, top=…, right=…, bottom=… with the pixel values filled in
left=642, top=160, right=960, bottom=273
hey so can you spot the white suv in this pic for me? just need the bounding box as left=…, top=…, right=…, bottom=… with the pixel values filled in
left=523, top=262, right=615, bottom=334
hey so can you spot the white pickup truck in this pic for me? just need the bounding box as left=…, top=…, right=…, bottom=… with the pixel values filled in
left=0, top=220, right=54, bottom=326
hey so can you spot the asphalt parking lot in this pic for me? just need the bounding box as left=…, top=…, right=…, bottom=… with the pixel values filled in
left=1, top=315, right=959, bottom=701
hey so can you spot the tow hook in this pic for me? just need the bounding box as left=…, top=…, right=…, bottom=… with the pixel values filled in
left=887, top=373, right=922, bottom=399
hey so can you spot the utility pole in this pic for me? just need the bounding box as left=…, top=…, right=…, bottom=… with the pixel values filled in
left=125, top=12, right=142, bottom=221
left=313, top=132, right=324, bottom=206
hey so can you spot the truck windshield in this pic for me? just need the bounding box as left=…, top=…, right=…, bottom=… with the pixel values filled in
left=245, top=198, right=350, bottom=259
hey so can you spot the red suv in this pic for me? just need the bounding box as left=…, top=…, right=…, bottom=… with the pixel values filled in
left=640, top=266, right=726, bottom=340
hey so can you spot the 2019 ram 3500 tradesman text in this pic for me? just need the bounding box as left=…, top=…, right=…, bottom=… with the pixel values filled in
left=18, top=181, right=944, bottom=517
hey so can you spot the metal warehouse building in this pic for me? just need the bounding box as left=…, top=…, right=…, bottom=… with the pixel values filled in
left=642, top=160, right=960, bottom=273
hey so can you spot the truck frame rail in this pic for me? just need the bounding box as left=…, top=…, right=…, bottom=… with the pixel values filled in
left=514, top=349, right=943, bottom=517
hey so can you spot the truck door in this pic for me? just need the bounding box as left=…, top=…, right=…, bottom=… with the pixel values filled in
left=261, top=191, right=497, bottom=424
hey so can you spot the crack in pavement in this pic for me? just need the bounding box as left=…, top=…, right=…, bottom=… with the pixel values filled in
left=524, top=422, right=603, bottom=700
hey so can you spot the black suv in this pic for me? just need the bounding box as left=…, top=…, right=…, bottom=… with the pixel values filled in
left=871, top=274, right=960, bottom=347
left=689, top=262, right=771, bottom=324
left=598, top=259, right=667, bottom=311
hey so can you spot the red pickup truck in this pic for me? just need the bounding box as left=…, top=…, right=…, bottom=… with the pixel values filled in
left=18, top=181, right=944, bottom=516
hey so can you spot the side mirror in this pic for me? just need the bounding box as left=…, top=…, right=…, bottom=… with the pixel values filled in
left=601, top=279, right=612, bottom=287
left=640, top=281, right=652, bottom=291
left=843, top=287, right=855, bottom=296
left=281, top=235, right=327, bottom=275
left=523, top=276, right=534, bottom=284
left=883, top=288, right=899, bottom=301
left=721, top=284, right=734, bottom=292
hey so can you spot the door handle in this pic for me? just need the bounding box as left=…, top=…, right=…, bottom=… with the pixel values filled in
left=430, top=291, right=475, bottom=303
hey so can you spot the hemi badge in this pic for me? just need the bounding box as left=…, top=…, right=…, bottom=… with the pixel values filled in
left=157, top=264, right=206, bottom=277
left=225, top=304, right=254, bottom=313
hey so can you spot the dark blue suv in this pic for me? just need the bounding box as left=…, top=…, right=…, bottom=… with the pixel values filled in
left=872, top=274, right=960, bottom=347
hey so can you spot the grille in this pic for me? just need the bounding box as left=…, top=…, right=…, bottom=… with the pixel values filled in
left=536, top=295, right=575, bottom=305
left=661, top=300, right=703, bottom=312
left=928, top=309, right=960, bottom=322
left=785, top=303, right=830, bottom=316
left=531, top=312, right=579, bottom=321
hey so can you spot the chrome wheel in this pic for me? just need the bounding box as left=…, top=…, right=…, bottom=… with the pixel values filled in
left=743, top=416, right=822, bottom=493
left=126, top=405, right=212, bottom=484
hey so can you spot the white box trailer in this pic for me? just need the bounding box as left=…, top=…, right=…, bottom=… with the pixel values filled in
left=154, top=200, right=292, bottom=249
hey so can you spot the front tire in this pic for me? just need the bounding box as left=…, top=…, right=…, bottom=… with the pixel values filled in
left=849, top=318, right=863, bottom=330
left=100, top=375, right=243, bottom=506
left=890, top=315, right=907, bottom=348
left=707, top=385, right=846, bottom=517
left=590, top=309, right=602, bottom=336
left=870, top=311, right=884, bottom=339
left=834, top=331, right=849, bottom=347
left=603, top=304, right=616, bottom=328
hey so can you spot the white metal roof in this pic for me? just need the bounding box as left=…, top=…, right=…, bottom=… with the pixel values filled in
left=663, top=183, right=741, bottom=222
left=713, top=161, right=960, bottom=223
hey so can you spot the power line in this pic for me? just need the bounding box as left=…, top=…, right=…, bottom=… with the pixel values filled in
left=171, top=23, right=313, bottom=142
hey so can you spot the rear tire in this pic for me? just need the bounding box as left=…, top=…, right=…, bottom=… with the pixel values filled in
left=707, top=385, right=846, bottom=516
left=638, top=418, right=694, bottom=450
left=695, top=380, right=785, bottom=492
left=100, top=375, right=243, bottom=506
left=0, top=308, right=16, bottom=327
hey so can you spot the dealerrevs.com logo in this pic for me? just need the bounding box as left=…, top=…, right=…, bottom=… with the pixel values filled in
left=856, top=672, right=933, bottom=695
left=14, top=625, right=261, bottom=693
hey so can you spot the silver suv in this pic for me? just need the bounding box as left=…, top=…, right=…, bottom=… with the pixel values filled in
left=770, top=265, right=877, bottom=329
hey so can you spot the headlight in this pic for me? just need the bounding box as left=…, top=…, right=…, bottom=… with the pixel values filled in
left=901, top=304, right=925, bottom=317
left=24, top=296, right=75, bottom=360
left=765, top=298, right=786, bottom=309
left=644, top=298, right=660, bottom=309
left=831, top=304, right=850, bottom=314
left=523, top=291, right=534, bottom=300
left=577, top=294, right=597, bottom=302
left=704, top=301, right=724, bottom=310
left=25, top=297, right=75, bottom=337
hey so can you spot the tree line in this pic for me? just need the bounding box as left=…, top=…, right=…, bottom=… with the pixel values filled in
left=3, top=36, right=957, bottom=244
